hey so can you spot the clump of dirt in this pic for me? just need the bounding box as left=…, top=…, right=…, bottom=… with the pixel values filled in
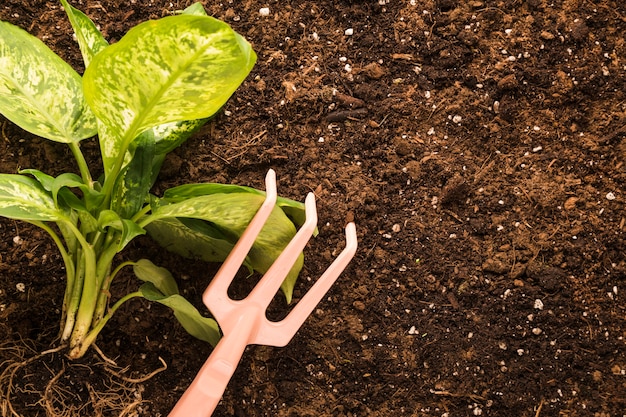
left=1, top=0, right=625, bottom=416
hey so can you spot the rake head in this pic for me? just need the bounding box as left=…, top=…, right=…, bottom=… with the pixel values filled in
left=168, top=169, right=357, bottom=417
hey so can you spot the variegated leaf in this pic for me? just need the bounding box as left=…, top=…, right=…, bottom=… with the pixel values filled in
left=111, top=130, right=155, bottom=219
left=152, top=118, right=208, bottom=155
left=0, top=174, right=66, bottom=221
left=0, top=21, right=97, bottom=143
left=163, top=182, right=310, bottom=229
left=60, top=0, right=109, bottom=67
left=83, top=14, right=256, bottom=165
left=146, top=193, right=303, bottom=302
left=145, top=217, right=236, bottom=263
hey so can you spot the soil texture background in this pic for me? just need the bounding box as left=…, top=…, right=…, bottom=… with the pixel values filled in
left=1, top=0, right=625, bottom=416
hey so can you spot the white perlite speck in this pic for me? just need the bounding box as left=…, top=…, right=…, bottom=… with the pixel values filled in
left=345, top=28, right=354, bottom=36
left=534, top=299, right=544, bottom=310
left=16, top=283, right=26, bottom=293
left=259, top=7, right=270, bottom=16
left=606, top=192, right=616, bottom=200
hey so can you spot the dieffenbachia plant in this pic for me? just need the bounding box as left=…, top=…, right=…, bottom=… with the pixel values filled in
left=0, top=1, right=308, bottom=359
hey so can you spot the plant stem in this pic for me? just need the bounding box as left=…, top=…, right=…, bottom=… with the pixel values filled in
left=70, top=291, right=143, bottom=359
left=61, top=221, right=98, bottom=354
left=68, top=141, right=94, bottom=188
left=131, top=203, right=152, bottom=223
left=61, top=245, right=84, bottom=342
left=31, top=221, right=76, bottom=331
left=100, top=260, right=136, bottom=296
left=100, top=136, right=132, bottom=209
left=92, top=238, right=122, bottom=323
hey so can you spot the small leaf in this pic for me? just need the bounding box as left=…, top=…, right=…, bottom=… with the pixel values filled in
left=181, top=3, right=208, bottom=16
left=97, top=210, right=146, bottom=251
left=21, top=169, right=104, bottom=211
left=77, top=210, right=99, bottom=235
left=0, top=174, right=66, bottom=221
left=0, top=21, right=97, bottom=142
left=51, top=173, right=84, bottom=205
left=84, top=14, right=256, bottom=165
left=133, top=259, right=178, bottom=296
left=59, top=0, right=108, bottom=67
left=140, top=282, right=221, bottom=346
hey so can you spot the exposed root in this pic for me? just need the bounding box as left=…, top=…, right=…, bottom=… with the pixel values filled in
left=104, top=357, right=167, bottom=384
left=93, top=343, right=118, bottom=367
left=0, top=342, right=166, bottom=417
left=0, top=344, right=66, bottom=417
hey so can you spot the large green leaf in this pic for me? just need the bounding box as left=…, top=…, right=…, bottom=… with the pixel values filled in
left=0, top=21, right=96, bottom=143
left=151, top=118, right=208, bottom=156
left=145, top=217, right=235, bottom=262
left=0, top=174, right=67, bottom=221
left=146, top=193, right=304, bottom=302
left=163, top=183, right=310, bottom=229
left=59, top=0, right=108, bottom=67
left=83, top=14, right=257, bottom=169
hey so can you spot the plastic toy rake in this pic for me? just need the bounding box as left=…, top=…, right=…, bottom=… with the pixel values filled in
left=168, top=169, right=358, bottom=417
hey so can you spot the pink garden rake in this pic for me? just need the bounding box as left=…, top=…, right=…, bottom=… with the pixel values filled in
left=168, top=169, right=358, bottom=417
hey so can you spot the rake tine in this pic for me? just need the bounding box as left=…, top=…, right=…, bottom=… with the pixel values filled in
left=202, top=169, right=278, bottom=315
left=253, top=222, right=358, bottom=347
left=244, top=192, right=318, bottom=306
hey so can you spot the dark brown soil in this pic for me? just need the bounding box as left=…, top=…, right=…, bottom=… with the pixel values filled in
left=1, top=0, right=626, bottom=416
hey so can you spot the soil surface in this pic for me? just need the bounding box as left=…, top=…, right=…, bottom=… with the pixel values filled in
left=1, top=0, right=626, bottom=416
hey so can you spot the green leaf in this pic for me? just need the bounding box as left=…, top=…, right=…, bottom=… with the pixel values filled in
left=97, top=210, right=146, bottom=251
left=111, top=131, right=155, bottom=219
left=0, top=21, right=97, bottom=142
left=135, top=260, right=221, bottom=346
left=163, top=183, right=310, bottom=230
left=84, top=14, right=256, bottom=169
left=133, top=259, right=178, bottom=296
left=181, top=3, right=208, bottom=16
left=152, top=118, right=209, bottom=156
left=162, top=183, right=262, bottom=201
left=149, top=193, right=265, bottom=235
left=77, top=210, right=99, bottom=234
left=140, top=283, right=221, bottom=346
left=20, top=169, right=103, bottom=211
left=59, top=0, right=108, bottom=67
left=0, top=174, right=66, bottom=221
left=145, top=217, right=236, bottom=263
left=147, top=193, right=304, bottom=302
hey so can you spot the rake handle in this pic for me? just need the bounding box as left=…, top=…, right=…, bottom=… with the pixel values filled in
left=168, top=308, right=257, bottom=417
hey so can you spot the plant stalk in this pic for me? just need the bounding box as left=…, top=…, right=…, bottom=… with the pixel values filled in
left=69, top=291, right=143, bottom=359
left=69, top=141, right=94, bottom=188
